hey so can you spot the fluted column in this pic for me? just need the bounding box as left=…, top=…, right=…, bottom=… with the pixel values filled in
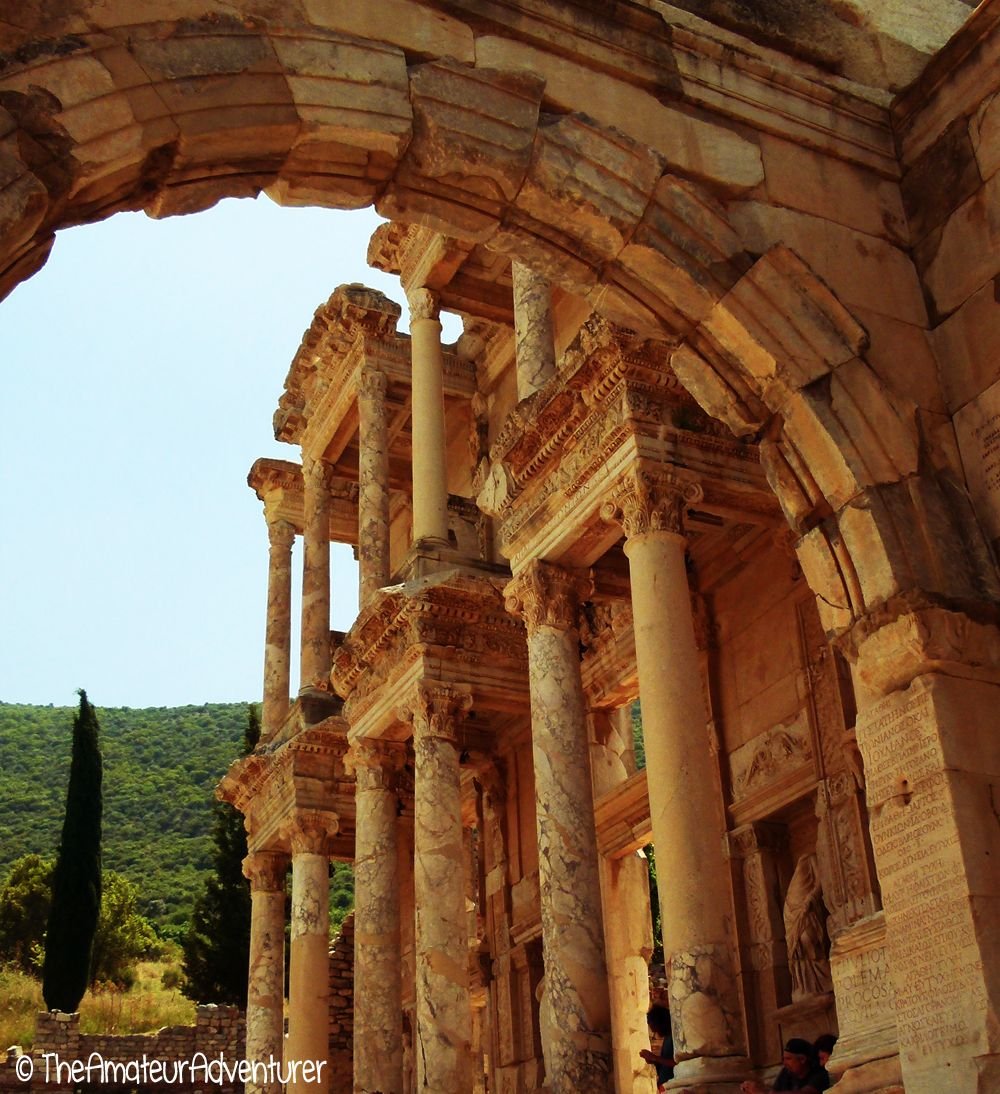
left=244, top=850, right=288, bottom=1094
left=603, top=467, right=747, bottom=1085
left=300, top=454, right=333, bottom=693
left=406, top=288, right=449, bottom=546
left=400, top=683, right=474, bottom=1092
left=512, top=261, right=557, bottom=401
left=285, top=810, right=338, bottom=1094
left=263, top=518, right=295, bottom=734
left=357, top=367, right=391, bottom=606
left=505, top=562, right=613, bottom=1094
left=346, top=740, right=405, bottom=1094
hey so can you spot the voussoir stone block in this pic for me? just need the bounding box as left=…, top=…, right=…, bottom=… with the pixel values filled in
left=377, top=59, right=544, bottom=242
left=493, top=111, right=663, bottom=295
left=598, top=173, right=749, bottom=334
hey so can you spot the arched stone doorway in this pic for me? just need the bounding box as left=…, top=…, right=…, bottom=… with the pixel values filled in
left=4, top=6, right=999, bottom=1092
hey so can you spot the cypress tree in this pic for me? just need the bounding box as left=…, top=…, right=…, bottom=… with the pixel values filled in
left=181, top=704, right=260, bottom=1005
left=42, top=690, right=103, bottom=1012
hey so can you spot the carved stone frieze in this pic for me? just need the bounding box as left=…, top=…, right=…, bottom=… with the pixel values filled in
left=729, top=711, right=814, bottom=804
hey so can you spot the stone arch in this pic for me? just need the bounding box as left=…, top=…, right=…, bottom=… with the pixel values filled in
left=1, top=8, right=996, bottom=638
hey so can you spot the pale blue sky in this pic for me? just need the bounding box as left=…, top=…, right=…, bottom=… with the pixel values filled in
left=0, top=197, right=454, bottom=709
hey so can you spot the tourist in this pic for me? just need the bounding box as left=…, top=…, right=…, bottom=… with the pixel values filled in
left=813, top=1034, right=837, bottom=1068
left=639, top=1004, right=676, bottom=1090
left=739, top=1038, right=830, bottom=1093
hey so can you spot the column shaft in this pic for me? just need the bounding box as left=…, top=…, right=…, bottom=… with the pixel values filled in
left=512, top=261, right=557, bottom=401
left=506, top=563, right=613, bottom=1094
left=350, top=742, right=404, bottom=1094
left=406, top=684, right=473, bottom=1092
left=263, top=519, right=295, bottom=734
left=407, top=289, right=449, bottom=546
left=286, top=814, right=337, bottom=1094
left=357, top=368, right=391, bottom=606
left=244, top=852, right=288, bottom=1094
left=625, top=529, right=745, bottom=1075
left=300, top=456, right=332, bottom=692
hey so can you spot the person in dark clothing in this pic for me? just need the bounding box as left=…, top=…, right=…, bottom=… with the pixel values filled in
left=813, top=1033, right=837, bottom=1069
left=741, top=1038, right=830, bottom=1093
left=640, top=1004, right=676, bottom=1089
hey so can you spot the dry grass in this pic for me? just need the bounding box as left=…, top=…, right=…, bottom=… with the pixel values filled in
left=0, top=961, right=196, bottom=1048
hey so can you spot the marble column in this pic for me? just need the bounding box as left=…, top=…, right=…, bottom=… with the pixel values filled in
left=401, top=683, right=474, bottom=1092
left=406, top=288, right=450, bottom=546
left=244, top=850, right=288, bottom=1094
left=849, top=607, right=1000, bottom=1094
left=511, top=261, right=557, bottom=401
left=505, top=562, right=614, bottom=1093
left=357, top=367, right=391, bottom=607
left=263, top=518, right=295, bottom=735
left=603, top=467, right=747, bottom=1085
left=285, top=810, right=338, bottom=1094
left=347, top=740, right=404, bottom=1094
left=300, top=454, right=332, bottom=693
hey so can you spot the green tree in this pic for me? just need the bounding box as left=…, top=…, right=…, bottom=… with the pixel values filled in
left=0, top=854, right=53, bottom=973
left=43, top=690, right=103, bottom=1012
left=90, top=873, right=160, bottom=986
left=181, top=705, right=260, bottom=1005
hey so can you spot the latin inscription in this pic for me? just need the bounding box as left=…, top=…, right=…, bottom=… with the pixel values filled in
left=857, top=678, right=987, bottom=1069
left=832, top=940, right=895, bottom=1032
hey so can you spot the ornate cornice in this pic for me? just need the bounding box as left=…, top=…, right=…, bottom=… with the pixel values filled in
left=504, top=559, right=593, bottom=635
left=601, top=466, right=703, bottom=539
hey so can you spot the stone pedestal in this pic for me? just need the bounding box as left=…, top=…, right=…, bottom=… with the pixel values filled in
left=347, top=740, right=405, bottom=1094
left=506, top=562, right=614, bottom=1093
left=300, top=455, right=333, bottom=693
left=851, top=609, right=1000, bottom=1093
left=407, top=288, right=449, bottom=546
left=263, top=518, right=295, bottom=736
left=244, top=851, right=288, bottom=1094
left=604, top=468, right=748, bottom=1085
left=285, top=811, right=338, bottom=1094
left=512, top=261, right=557, bottom=401
left=403, top=683, right=474, bottom=1092
left=357, top=367, right=391, bottom=606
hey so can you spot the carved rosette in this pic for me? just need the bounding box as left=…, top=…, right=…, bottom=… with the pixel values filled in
left=243, top=850, right=288, bottom=893
left=601, top=467, right=703, bottom=539
left=406, top=286, right=440, bottom=323
left=399, top=683, right=472, bottom=745
left=504, top=560, right=593, bottom=635
left=282, top=809, right=339, bottom=856
left=345, top=738, right=406, bottom=793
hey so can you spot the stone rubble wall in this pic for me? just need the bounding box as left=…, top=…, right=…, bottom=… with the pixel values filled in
left=1, top=1005, right=244, bottom=1093
left=327, top=914, right=355, bottom=1092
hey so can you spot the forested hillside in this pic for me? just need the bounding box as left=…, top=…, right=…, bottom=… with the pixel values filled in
left=0, top=702, right=249, bottom=936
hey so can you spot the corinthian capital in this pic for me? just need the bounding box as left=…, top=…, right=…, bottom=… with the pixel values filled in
left=243, top=849, right=288, bottom=892
left=344, top=738, right=406, bottom=792
left=398, top=683, right=472, bottom=744
left=406, top=287, right=440, bottom=322
left=601, top=467, right=703, bottom=539
left=282, top=809, right=339, bottom=855
left=504, top=560, right=593, bottom=635
left=358, top=366, right=388, bottom=401
left=267, top=517, right=296, bottom=553
left=301, top=453, right=334, bottom=492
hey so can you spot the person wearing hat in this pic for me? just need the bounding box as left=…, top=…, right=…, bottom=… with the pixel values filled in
left=739, top=1038, right=830, bottom=1093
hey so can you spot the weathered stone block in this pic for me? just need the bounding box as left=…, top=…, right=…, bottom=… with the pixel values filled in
left=901, top=115, right=982, bottom=243
left=933, top=279, right=1000, bottom=414
left=379, top=60, right=543, bottom=242
left=303, top=0, right=475, bottom=63
left=971, top=88, right=1000, bottom=181
left=920, top=171, right=1000, bottom=319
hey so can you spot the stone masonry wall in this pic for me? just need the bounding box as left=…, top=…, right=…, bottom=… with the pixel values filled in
left=328, top=914, right=355, bottom=1092
left=1, top=1006, right=244, bottom=1094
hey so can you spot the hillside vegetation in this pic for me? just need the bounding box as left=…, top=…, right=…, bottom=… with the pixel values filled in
left=0, top=702, right=248, bottom=935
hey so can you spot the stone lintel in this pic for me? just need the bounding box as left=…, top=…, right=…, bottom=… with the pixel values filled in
left=593, top=768, right=651, bottom=858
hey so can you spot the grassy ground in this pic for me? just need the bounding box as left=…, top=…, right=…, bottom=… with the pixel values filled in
left=0, top=961, right=196, bottom=1049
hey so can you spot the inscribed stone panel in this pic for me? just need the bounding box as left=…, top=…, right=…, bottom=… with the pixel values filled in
left=954, top=375, right=1000, bottom=556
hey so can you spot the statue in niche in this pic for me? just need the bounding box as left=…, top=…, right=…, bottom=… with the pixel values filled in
left=783, top=853, right=834, bottom=1001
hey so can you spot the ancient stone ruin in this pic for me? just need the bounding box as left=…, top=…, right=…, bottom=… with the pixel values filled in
left=2, top=2, right=999, bottom=1092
